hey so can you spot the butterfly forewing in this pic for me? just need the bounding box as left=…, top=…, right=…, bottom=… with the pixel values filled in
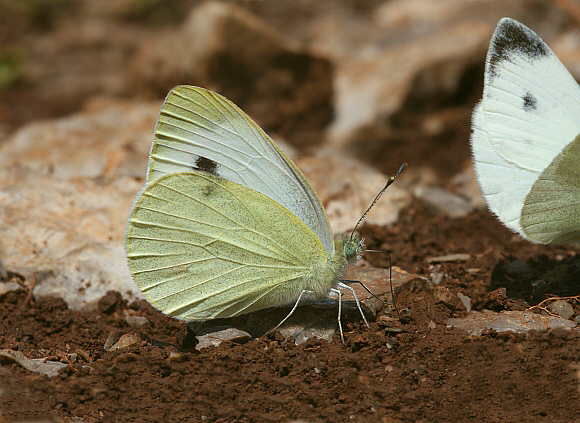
left=471, top=18, right=580, bottom=242
left=480, top=18, right=580, bottom=173
left=147, top=86, right=335, bottom=254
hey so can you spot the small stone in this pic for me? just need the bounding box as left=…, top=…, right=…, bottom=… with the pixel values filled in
left=547, top=300, right=574, bottom=320
left=399, top=307, right=412, bottom=324
left=168, top=352, right=188, bottom=362
left=109, top=334, right=140, bottom=351
left=457, top=292, right=472, bottom=313
left=428, top=264, right=444, bottom=285
left=195, top=327, right=252, bottom=350
left=104, top=331, right=121, bottom=352
left=125, top=315, right=150, bottom=327
left=314, top=364, right=327, bottom=374
left=428, top=320, right=437, bottom=330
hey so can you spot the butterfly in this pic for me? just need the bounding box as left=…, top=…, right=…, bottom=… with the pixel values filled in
left=126, top=85, right=404, bottom=342
left=471, top=17, right=580, bottom=244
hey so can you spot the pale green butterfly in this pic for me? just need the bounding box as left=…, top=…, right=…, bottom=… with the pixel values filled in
left=471, top=18, right=580, bottom=243
left=126, top=85, right=404, bottom=341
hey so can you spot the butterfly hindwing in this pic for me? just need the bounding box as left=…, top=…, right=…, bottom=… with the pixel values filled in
left=127, top=171, right=332, bottom=320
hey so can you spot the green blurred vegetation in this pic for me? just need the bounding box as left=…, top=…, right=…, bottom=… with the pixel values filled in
left=0, top=47, right=24, bottom=90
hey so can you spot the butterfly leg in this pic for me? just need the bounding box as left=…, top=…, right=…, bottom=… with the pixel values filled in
left=270, top=289, right=314, bottom=333
left=338, top=281, right=370, bottom=328
left=330, top=287, right=345, bottom=343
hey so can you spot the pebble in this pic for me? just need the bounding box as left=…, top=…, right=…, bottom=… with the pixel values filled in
left=103, top=331, right=121, bottom=351
left=0, top=349, right=68, bottom=378
left=195, top=327, right=252, bottom=350
left=457, top=292, right=472, bottom=313
left=125, top=315, right=150, bottom=327
left=109, top=334, right=140, bottom=351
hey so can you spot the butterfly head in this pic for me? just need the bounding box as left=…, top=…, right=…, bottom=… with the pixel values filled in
left=344, top=235, right=365, bottom=264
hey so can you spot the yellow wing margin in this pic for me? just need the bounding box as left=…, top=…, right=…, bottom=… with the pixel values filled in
left=126, top=171, right=330, bottom=320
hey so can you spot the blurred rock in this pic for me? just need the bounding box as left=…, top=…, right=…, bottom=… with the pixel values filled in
left=432, top=286, right=463, bottom=310
left=372, top=0, right=539, bottom=44
left=553, top=29, right=580, bottom=80
left=296, top=150, right=411, bottom=234
left=547, top=300, right=574, bottom=320
left=0, top=98, right=158, bottom=179
left=329, top=21, right=492, bottom=143
left=426, top=254, right=471, bottom=263
left=0, top=99, right=157, bottom=308
left=130, top=1, right=333, bottom=149
left=414, top=186, right=475, bottom=219
left=447, top=310, right=576, bottom=336
left=98, top=291, right=123, bottom=315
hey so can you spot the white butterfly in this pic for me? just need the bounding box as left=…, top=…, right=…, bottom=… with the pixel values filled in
left=471, top=17, right=580, bottom=243
left=126, top=86, right=402, bottom=341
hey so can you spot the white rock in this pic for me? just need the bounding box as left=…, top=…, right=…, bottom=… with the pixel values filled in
left=0, top=100, right=159, bottom=308
left=447, top=310, right=577, bottom=336
left=329, top=21, right=492, bottom=143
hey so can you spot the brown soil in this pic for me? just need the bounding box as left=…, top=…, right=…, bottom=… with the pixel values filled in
left=3, top=3, right=580, bottom=422
left=2, top=202, right=580, bottom=423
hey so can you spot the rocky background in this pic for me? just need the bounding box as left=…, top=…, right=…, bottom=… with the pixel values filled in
left=2, top=1, right=580, bottom=422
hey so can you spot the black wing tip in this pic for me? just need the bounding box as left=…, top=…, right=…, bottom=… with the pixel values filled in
left=487, top=17, right=552, bottom=80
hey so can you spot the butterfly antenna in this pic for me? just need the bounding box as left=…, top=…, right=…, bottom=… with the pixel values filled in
left=349, top=162, right=407, bottom=241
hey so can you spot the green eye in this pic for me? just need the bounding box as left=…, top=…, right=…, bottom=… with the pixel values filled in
left=344, top=236, right=365, bottom=261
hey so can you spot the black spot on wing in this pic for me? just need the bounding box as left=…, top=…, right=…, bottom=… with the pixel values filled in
left=487, top=19, right=551, bottom=81
left=194, top=156, right=219, bottom=176
left=522, top=91, right=537, bottom=111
